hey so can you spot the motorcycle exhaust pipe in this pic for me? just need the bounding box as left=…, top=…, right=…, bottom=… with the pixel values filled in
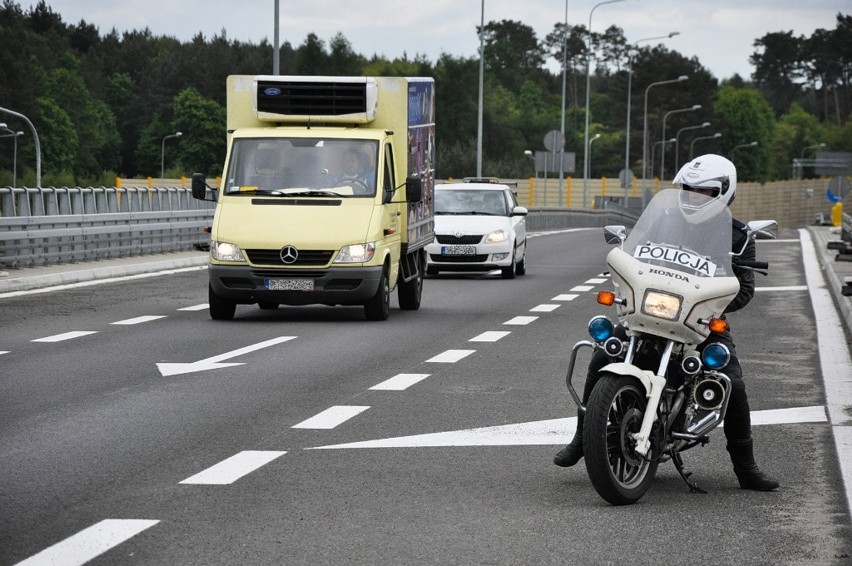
left=693, top=378, right=725, bottom=410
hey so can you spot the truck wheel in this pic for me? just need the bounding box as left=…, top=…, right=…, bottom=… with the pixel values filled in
left=364, top=265, right=390, bottom=321
left=209, top=284, right=236, bottom=320
left=398, top=252, right=424, bottom=310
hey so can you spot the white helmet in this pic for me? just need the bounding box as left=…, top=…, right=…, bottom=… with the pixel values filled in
left=673, top=154, right=737, bottom=224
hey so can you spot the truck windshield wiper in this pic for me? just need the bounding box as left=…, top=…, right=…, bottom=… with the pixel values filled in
left=278, top=189, right=346, bottom=197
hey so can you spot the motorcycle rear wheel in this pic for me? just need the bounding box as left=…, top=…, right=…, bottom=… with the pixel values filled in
left=584, top=373, right=659, bottom=505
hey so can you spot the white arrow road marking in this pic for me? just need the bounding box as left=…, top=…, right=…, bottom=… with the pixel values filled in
left=156, top=336, right=296, bottom=377
left=180, top=451, right=286, bottom=485
left=15, top=519, right=159, bottom=566
left=308, top=406, right=827, bottom=450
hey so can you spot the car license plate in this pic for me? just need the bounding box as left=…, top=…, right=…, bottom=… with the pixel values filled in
left=441, top=245, right=475, bottom=255
left=265, top=278, right=315, bottom=291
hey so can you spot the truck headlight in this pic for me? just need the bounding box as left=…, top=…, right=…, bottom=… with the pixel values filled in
left=641, top=290, right=682, bottom=320
left=484, top=229, right=508, bottom=243
left=211, top=241, right=245, bottom=262
left=335, top=242, right=376, bottom=263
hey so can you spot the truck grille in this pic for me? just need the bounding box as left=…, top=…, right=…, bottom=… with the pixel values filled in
left=245, top=249, right=335, bottom=266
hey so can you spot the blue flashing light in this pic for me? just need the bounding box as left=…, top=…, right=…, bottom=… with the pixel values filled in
left=588, top=316, right=614, bottom=342
left=702, top=343, right=730, bottom=369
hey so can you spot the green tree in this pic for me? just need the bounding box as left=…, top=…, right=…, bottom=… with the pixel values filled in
left=171, top=88, right=226, bottom=176
left=714, top=87, right=775, bottom=181
left=35, top=96, right=77, bottom=178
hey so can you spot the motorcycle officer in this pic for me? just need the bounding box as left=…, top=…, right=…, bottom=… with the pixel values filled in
left=554, top=154, right=779, bottom=492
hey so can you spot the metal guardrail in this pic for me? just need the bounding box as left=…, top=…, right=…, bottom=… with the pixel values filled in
left=0, top=187, right=214, bottom=268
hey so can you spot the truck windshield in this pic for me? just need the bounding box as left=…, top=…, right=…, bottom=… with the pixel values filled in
left=224, top=138, right=379, bottom=197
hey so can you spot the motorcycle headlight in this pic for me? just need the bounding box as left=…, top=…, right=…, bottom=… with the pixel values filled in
left=211, top=241, right=245, bottom=262
left=484, top=229, right=508, bottom=244
left=587, top=315, right=614, bottom=342
left=335, top=242, right=376, bottom=263
left=702, top=343, right=731, bottom=369
left=641, top=290, right=682, bottom=320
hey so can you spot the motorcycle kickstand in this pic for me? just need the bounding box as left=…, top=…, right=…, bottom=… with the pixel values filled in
left=671, top=450, right=708, bottom=494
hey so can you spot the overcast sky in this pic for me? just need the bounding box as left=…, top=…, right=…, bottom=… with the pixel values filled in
left=28, top=0, right=850, bottom=80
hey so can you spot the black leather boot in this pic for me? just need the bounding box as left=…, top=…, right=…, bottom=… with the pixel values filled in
left=554, top=412, right=584, bottom=467
left=726, top=437, right=779, bottom=491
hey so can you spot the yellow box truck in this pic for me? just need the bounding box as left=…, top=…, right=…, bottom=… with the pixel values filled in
left=192, top=75, right=435, bottom=320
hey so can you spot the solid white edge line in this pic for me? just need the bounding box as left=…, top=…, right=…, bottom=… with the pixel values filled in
left=15, top=519, right=159, bottom=566
left=179, top=450, right=286, bottom=485
left=800, top=228, right=852, bottom=515
left=291, top=405, right=370, bottom=429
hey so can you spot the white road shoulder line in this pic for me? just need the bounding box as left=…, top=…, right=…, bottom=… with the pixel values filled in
left=292, top=405, right=370, bottom=429
left=112, top=315, right=167, bottom=325
left=32, top=331, right=98, bottom=343
left=426, top=349, right=476, bottom=363
left=180, top=450, right=286, bottom=485
left=371, top=373, right=431, bottom=391
left=15, top=519, right=159, bottom=566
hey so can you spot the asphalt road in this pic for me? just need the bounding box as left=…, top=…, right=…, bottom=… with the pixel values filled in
left=1, top=227, right=850, bottom=565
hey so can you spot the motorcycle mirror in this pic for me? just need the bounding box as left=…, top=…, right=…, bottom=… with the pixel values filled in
left=746, top=220, right=778, bottom=241
left=603, top=225, right=627, bottom=245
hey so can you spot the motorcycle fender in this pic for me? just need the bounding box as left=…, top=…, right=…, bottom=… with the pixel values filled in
left=600, top=362, right=656, bottom=395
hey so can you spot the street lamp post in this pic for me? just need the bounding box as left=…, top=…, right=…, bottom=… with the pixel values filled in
left=731, top=140, right=758, bottom=160
left=161, top=132, right=182, bottom=185
left=476, top=0, right=485, bottom=178
left=583, top=0, right=627, bottom=208
left=642, top=76, right=687, bottom=186
left=660, top=104, right=700, bottom=181
left=0, top=106, right=41, bottom=187
left=1, top=125, right=24, bottom=187
left=558, top=0, right=568, bottom=203
left=690, top=132, right=722, bottom=160
left=673, top=121, right=710, bottom=173
left=801, top=142, right=826, bottom=158
left=624, top=32, right=679, bottom=197
left=651, top=138, right=676, bottom=186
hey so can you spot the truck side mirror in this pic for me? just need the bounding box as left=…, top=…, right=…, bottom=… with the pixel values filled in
left=405, top=176, right=422, bottom=203
left=191, top=173, right=208, bottom=200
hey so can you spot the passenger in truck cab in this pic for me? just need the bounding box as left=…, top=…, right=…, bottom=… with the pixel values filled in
left=331, top=148, right=375, bottom=194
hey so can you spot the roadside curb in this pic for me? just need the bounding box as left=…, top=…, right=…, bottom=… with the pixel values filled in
left=807, top=226, right=852, bottom=340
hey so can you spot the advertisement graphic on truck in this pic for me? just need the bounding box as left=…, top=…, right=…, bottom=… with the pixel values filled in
left=192, top=75, right=435, bottom=321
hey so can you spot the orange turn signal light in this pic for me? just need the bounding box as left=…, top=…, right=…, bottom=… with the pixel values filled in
left=707, top=317, right=728, bottom=334
left=597, top=291, right=616, bottom=306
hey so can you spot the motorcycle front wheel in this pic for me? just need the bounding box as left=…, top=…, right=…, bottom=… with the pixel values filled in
left=584, top=373, right=659, bottom=505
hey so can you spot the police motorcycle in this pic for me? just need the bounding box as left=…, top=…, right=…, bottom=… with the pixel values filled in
left=563, top=188, right=776, bottom=505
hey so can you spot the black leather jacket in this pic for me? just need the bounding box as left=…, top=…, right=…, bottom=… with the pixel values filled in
left=726, top=218, right=755, bottom=314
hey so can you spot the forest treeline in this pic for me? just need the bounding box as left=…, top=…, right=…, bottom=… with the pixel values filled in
left=0, top=0, right=850, bottom=187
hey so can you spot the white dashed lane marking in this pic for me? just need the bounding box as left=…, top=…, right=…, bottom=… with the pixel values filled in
left=371, top=373, right=431, bottom=391
left=15, top=519, right=160, bottom=566
left=569, top=285, right=594, bottom=292
left=178, top=304, right=209, bottom=311
left=530, top=304, right=560, bottom=313
left=470, top=331, right=511, bottom=342
left=586, top=278, right=608, bottom=284
left=32, top=330, right=98, bottom=343
left=552, top=294, right=579, bottom=301
left=426, top=350, right=476, bottom=363
left=755, top=286, right=808, bottom=292
left=111, top=315, right=167, bottom=325
left=179, top=451, right=287, bottom=485
left=504, top=316, right=538, bottom=325
left=292, top=405, right=371, bottom=429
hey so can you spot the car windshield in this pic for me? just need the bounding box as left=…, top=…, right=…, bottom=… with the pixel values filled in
left=224, top=138, right=379, bottom=197
left=435, top=189, right=508, bottom=216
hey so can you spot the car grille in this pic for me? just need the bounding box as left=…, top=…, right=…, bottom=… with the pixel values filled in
left=436, top=234, right=482, bottom=245
left=245, top=249, right=335, bottom=266
left=429, top=254, right=489, bottom=263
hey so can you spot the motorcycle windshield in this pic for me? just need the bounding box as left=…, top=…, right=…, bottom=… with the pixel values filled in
left=624, top=189, right=733, bottom=278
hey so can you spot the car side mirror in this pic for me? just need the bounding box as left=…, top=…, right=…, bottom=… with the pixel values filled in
left=405, top=176, right=423, bottom=203
left=512, top=206, right=528, bottom=216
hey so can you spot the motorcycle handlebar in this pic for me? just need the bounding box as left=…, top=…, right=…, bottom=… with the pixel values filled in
left=734, top=259, right=769, bottom=270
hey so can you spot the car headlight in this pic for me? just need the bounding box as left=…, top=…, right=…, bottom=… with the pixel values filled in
left=641, top=290, right=682, bottom=320
left=211, top=241, right=245, bottom=262
left=335, top=242, right=376, bottom=263
left=484, top=229, right=508, bottom=244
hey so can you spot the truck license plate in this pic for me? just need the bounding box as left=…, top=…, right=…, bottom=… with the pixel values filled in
left=265, top=278, right=315, bottom=291
left=441, top=245, right=475, bottom=255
